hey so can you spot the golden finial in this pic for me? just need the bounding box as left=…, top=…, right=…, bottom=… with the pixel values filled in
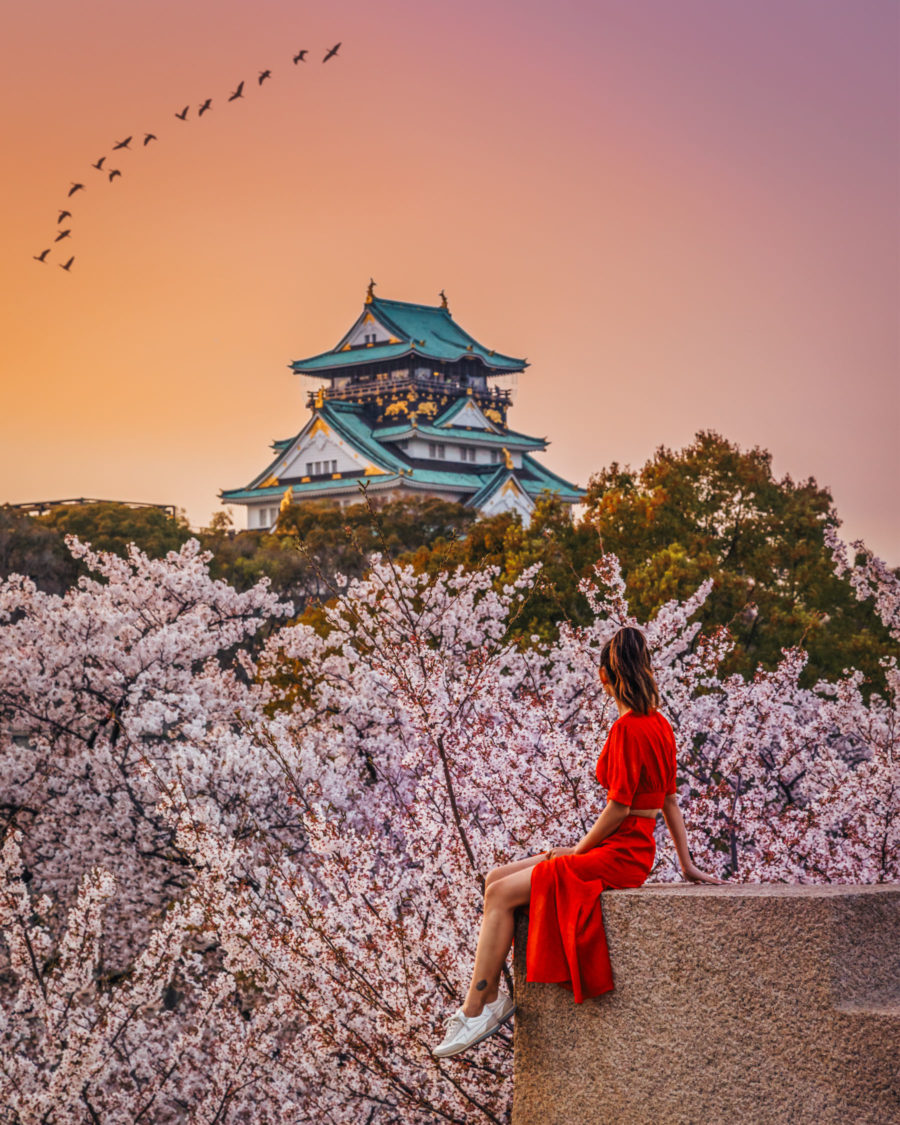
left=279, top=485, right=293, bottom=513
left=314, top=386, right=324, bottom=409
left=502, top=446, right=513, bottom=470
left=366, top=278, right=376, bottom=304
left=439, top=289, right=449, bottom=310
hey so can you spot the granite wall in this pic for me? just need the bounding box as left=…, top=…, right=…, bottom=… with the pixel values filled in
left=511, top=883, right=900, bottom=1125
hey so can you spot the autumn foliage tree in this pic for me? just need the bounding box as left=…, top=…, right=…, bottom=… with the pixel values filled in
left=583, top=430, right=898, bottom=686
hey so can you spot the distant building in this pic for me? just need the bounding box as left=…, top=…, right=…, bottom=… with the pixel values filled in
left=220, top=285, right=584, bottom=528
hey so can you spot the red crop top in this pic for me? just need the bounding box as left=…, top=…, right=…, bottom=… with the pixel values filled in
left=595, top=709, right=678, bottom=809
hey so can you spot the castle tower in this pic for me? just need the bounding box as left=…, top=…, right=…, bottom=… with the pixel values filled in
left=220, top=285, right=584, bottom=528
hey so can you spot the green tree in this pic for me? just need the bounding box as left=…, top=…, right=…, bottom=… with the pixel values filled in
left=0, top=503, right=191, bottom=593
left=583, top=430, right=898, bottom=686
left=401, top=494, right=604, bottom=643
left=38, top=502, right=191, bottom=559
left=201, top=493, right=479, bottom=609
left=0, top=506, right=78, bottom=594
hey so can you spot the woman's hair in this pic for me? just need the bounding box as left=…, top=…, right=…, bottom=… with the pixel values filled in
left=599, top=626, right=660, bottom=715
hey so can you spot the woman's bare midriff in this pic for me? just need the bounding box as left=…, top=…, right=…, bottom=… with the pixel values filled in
left=629, top=809, right=660, bottom=818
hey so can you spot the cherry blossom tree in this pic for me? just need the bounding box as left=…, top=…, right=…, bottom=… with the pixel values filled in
left=0, top=525, right=896, bottom=1122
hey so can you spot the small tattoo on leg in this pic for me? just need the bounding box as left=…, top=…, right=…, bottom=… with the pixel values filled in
left=475, top=980, right=487, bottom=991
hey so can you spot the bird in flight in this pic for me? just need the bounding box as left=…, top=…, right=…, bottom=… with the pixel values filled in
left=68, top=182, right=85, bottom=196
left=143, top=132, right=157, bottom=145
left=293, top=49, right=307, bottom=63
left=33, top=248, right=50, bottom=262
left=59, top=256, right=75, bottom=272
left=112, top=136, right=132, bottom=150
left=57, top=209, right=71, bottom=223
left=198, top=98, right=212, bottom=116
left=108, top=169, right=122, bottom=181
left=175, top=105, right=189, bottom=120
left=323, top=43, right=341, bottom=62
left=228, top=80, right=244, bottom=101
left=54, top=229, right=71, bottom=242
left=91, top=156, right=106, bottom=170
left=258, top=69, right=271, bottom=84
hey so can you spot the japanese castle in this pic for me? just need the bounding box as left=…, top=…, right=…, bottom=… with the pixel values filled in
left=220, top=284, right=584, bottom=528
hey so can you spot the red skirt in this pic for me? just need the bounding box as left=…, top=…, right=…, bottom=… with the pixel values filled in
left=526, top=816, right=656, bottom=1003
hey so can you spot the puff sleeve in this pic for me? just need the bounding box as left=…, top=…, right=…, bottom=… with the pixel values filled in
left=598, top=720, right=641, bottom=806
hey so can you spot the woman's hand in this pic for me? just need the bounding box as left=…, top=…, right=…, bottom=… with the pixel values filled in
left=682, top=861, right=726, bottom=884
left=543, top=845, right=576, bottom=861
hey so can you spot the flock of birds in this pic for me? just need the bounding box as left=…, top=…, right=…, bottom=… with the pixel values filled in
left=33, top=43, right=342, bottom=273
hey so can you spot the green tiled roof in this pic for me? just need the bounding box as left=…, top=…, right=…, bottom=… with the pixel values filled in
left=290, top=296, right=526, bottom=375
left=467, top=466, right=513, bottom=510
left=220, top=474, right=402, bottom=503
left=519, top=454, right=586, bottom=502
left=319, top=400, right=409, bottom=472
left=372, top=421, right=546, bottom=449
left=433, top=398, right=481, bottom=427
left=222, top=399, right=585, bottom=508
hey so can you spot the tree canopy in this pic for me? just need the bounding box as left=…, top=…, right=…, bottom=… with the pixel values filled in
left=582, top=430, right=897, bottom=685
left=2, top=434, right=896, bottom=689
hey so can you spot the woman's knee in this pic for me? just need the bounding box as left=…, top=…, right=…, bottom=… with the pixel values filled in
left=484, top=866, right=504, bottom=890
left=483, top=878, right=506, bottom=909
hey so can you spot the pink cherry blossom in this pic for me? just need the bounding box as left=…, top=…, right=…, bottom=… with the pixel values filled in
left=0, top=527, right=895, bottom=1121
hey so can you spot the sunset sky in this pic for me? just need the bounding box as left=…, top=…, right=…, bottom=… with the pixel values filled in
left=2, top=0, right=898, bottom=560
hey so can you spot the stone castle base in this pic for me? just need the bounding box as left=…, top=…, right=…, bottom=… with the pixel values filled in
left=512, top=884, right=900, bottom=1125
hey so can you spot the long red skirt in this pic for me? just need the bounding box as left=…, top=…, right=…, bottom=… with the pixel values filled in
left=526, top=816, right=656, bottom=1003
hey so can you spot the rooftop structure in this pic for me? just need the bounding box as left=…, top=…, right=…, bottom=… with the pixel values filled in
left=221, top=284, right=584, bottom=529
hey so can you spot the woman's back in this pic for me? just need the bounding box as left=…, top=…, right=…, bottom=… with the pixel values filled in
left=595, top=709, right=677, bottom=810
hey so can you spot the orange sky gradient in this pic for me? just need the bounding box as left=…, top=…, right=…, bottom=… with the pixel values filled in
left=2, top=0, right=898, bottom=559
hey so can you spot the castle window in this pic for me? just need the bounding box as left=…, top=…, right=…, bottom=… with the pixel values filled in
left=314, top=461, right=321, bottom=474
left=428, top=442, right=446, bottom=459
left=460, top=446, right=476, bottom=462
left=491, top=450, right=502, bottom=463
left=331, top=460, right=337, bottom=473
left=306, top=462, right=313, bottom=475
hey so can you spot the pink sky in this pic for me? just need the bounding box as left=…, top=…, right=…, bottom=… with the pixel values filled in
left=2, top=0, right=898, bottom=559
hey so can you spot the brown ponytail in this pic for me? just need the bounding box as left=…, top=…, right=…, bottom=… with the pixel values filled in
left=599, top=626, right=660, bottom=715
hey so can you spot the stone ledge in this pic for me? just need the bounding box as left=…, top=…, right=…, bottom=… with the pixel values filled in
left=511, top=882, right=900, bottom=1125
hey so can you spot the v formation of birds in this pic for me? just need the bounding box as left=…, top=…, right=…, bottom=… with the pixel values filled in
left=33, top=43, right=342, bottom=274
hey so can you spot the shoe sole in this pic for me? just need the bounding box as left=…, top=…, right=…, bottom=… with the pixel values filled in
left=432, top=1004, right=517, bottom=1058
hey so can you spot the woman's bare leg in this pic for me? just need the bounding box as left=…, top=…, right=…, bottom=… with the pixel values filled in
left=483, top=847, right=575, bottom=890
left=461, top=854, right=556, bottom=1017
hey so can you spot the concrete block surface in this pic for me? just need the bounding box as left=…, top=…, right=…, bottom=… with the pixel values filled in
left=511, top=883, right=900, bottom=1125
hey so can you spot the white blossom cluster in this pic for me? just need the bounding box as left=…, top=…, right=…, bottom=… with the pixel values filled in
left=0, top=530, right=896, bottom=1122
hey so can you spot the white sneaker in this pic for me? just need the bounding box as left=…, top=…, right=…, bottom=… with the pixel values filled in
left=431, top=993, right=516, bottom=1058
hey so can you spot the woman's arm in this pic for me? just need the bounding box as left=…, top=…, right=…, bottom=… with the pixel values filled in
left=572, top=799, right=631, bottom=855
left=662, top=794, right=724, bottom=883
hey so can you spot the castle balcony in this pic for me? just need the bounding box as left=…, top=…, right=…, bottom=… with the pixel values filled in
left=306, top=373, right=513, bottom=411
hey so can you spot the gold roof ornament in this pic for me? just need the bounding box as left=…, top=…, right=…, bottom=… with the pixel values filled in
left=365, top=278, right=376, bottom=304
left=279, top=485, right=294, bottom=513
left=314, top=386, right=324, bottom=409
left=439, top=289, right=449, bottom=310
left=502, top=446, right=513, bottom=470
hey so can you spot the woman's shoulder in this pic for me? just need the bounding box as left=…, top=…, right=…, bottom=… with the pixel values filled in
left=620, top=708, right=669, bottom=725
left=619, top=708, right=675, bottom=738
